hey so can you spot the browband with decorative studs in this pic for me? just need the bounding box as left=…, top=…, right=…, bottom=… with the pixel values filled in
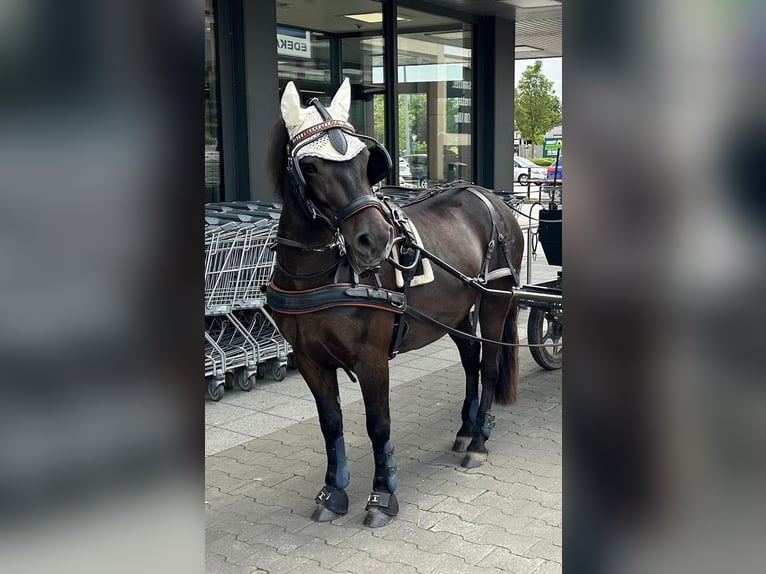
left=289, top=120, right=355, bottom=149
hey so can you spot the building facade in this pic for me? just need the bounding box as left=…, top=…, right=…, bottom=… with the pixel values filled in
left=205, top=0, right=561, bottom=203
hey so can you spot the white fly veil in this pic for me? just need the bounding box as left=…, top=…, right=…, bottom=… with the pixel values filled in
left=280, top=78, right=366, bottom=162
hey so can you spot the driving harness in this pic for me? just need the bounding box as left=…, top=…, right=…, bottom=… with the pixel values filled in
left=266, top=184, right=520, bottom=359
left=266, top=99, right=519, bottom=358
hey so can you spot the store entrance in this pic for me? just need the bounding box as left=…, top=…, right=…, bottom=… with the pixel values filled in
left=276, top=1, right=474, bottom=189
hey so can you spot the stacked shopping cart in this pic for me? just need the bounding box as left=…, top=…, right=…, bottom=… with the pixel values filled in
left=204, top=202, right=292, bottom=401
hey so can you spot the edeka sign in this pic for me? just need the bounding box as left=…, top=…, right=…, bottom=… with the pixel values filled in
left=543, top=137, right=562, bottom=158
left=277, top=26, right=311, bottom=60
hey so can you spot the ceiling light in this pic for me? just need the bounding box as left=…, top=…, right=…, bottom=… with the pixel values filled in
left=343, top=12, right=383, bottom=23
left=342, top=12, right=409, bottom=24
left=500, top=0, right=561, bottom=7
left=425, top=31, right=466, bottom=41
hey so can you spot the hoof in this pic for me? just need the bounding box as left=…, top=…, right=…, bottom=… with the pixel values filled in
left=452, top=436, right=471, bottom=452
left=364, top=508, right=394, bottom=528
left=461, top=451, right=488, bottom=469
left=311, top=506, right=343, bottom=522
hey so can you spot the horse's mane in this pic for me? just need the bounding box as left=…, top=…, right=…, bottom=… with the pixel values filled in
left=266, top=118, right=289, bottom=199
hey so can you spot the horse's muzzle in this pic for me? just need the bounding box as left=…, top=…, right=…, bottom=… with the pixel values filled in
left=348, top=224, right=395, bottom=275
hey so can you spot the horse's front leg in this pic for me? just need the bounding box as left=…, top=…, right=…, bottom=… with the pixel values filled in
left=357, top=356, right=399, bottom=528
left=294, top=354, right=350, bottom=522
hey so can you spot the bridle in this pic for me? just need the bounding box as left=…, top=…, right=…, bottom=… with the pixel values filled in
left=282, top=99, right=392, bottom=236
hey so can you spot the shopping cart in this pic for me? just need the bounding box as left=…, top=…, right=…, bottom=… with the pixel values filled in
left=204, top=204, right=292, bottom=401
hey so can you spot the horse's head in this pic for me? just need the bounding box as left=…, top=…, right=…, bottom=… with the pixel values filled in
left=279, top=79, right=395, bottom=274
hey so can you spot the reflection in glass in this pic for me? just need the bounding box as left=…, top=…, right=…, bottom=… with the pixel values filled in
left=396, top=19, right=473, bottom=187
left=205, top=0, right=222, bottom=203
left=344, top=36, right=384, bottom=141
left=276, top=26, right=331, bottom=95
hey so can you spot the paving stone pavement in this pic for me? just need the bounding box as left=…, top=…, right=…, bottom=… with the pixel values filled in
left=205, top=211, right=561, bottom=573
left=205, top=336, right=561, bottom=573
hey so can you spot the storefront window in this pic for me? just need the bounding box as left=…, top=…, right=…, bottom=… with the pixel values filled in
left=276, top=23, right=332, bottom=99
left=396, top=13, right=473, bottom=186
left=272, top=1, right=472, bottom=188
left=343, top=36, right=384, bottom=139
left=205, top=0, right=222, bottom=203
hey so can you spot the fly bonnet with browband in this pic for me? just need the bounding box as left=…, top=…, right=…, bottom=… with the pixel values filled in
left=281, top=78, right=393, bottom=225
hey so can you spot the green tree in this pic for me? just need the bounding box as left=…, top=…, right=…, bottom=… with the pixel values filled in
left=374, top=93, right=430, bottom=154
left=373, top=95, right=385, bottom=143
left=514, top=61, right=561, bottom=145
left=403, top=93, right=428, bottom=153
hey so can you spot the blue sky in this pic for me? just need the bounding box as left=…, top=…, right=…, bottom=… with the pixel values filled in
left=515, top=57, right=562, bottom=99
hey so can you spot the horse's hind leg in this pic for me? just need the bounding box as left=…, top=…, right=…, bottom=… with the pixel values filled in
left=294, top=355, right=350, bottom=522
left=450, top=319, right=481, bottom=453
left=356, top=355, right=399, bottom=528
left=462, top=298, right=516, bottom=469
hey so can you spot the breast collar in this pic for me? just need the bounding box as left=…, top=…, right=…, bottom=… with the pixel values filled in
left=268, top=197, right=411, bottom=312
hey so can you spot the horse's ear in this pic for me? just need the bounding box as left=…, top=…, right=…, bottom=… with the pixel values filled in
left=329, top=78, right=351, bottom=121
left=281, top=81, right=306, bottom=133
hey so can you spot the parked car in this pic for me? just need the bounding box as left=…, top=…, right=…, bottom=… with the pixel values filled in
left=514, top=156, right=547, bottom=185
left=513, top=156, right=546, bottom=185
left=401, top=154, right=428, bottom=187
left=398, top=157, right=412, bottom=180
left=546, top=156, right=563, bottom=183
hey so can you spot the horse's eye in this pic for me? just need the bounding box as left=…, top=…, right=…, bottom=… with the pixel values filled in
left=302, top=162, right=317, bottom=175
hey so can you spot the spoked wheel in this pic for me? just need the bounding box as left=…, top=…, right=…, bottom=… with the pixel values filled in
left=237, top=369, right=256, bottom=392
left=528, top=307, right=563, bottom=370
left=518, top=173, right=529, bottom=185
left=206, top=377, right=224, bottom=401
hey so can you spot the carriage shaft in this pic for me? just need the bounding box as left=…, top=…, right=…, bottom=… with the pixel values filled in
left=512, top=285, right=563, bottom=305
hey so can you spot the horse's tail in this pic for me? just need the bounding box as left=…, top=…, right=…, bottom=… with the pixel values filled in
left=495, top=302, right=519, bottom=405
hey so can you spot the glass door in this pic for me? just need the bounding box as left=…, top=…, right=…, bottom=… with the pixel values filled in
left=397, top=9, right=473, bottom=187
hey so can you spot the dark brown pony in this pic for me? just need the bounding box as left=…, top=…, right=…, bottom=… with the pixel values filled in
left=266, top=82, right=523, bottom=528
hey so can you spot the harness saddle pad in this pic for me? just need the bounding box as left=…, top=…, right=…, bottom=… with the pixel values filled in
left=390, top=219, right=434, bottom=288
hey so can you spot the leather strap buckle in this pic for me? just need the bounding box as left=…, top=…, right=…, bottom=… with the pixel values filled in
left=477, top=412, right=496, bottom=428
left=315, top=486, right=332, bottom=504
left=366, top=491, right=391, bottom=508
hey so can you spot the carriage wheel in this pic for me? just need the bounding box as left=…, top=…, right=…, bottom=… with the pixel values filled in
left=237, top=369, right=255, bottom=392
left=286, top=354, right=296, bottom=370
left=528, top=307, right=563, bottom=370
left=256, top=363, right=266, bottom=379
left=206, top=377, right=224, bottom=401
left=272, top=362, right=287, bottom=381
left=224, top=371, right=236, bottom=390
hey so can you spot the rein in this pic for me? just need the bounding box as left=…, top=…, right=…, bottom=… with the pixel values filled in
left=269, top=204, right=560, bottom=350
left=269, top=114, right=557, bottom=351
left=403, top=306, right=557, bottom=349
